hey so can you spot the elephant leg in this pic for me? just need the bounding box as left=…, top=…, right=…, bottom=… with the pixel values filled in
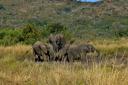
left=38, top=55, right=43, bottom=62
left=36, top=53, right=43, bottom=62
left=62, top=56, right=66, bottom=62
left=35, top=55, right=42, bottom=62
left=65, top=56, right=71, bottom=63
left=68, top=55, right=74, bottom=63
left=49, top=56, right=54, bottom=61
left=33, top=50, right=38, bottom=62
left=44, top=51, right=50, bottom=62
left=62, top=53, right=70, bottom=63
left=61, top=55, right=66, bottom=62
left=46, top=55, right=51, bottom=62
left=55, top=57, right=59, bottom=62
left=33, top=49, right=43, bottom=62
left=35, top=55, right=39, bottom=62
left=47, top=56, right=50, bottom=62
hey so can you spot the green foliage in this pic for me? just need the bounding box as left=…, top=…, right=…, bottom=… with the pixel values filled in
left=0, top=24, right=44, bottom=45
left=41, top=23, right=73, bottom=39
left=115, top=28, right=128, bottom=37
left=62, top=29, right=74, bottom=41
left=0, top=23, right=75, bottom=45
left=0, top=0, right=128, bottom=41
left=0, top=29, right=21, bottom=45
left=19, top=24, right=42, bottom=44
left=0, top=20, right=128, bottom=46
left=47, top=23, right=67, bottom=34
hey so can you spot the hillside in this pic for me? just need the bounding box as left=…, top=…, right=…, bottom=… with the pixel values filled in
left=0, top=0, right=128, bottom=27
left=0, top=0, right=128, bottom=44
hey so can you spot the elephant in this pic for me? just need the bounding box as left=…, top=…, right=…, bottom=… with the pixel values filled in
left=52, top=40, right=75, bottom=62
left=32, top=41, right=54, bottom=62
left=48, top=34, right=66, bottom=52
left=64, top=44, right=100, bottom=62
left=53, top=43, right=70, bottom=62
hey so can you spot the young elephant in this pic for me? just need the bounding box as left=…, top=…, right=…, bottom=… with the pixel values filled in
left=66, top=44, right=100, bottom=62
left=32, top=41, right=54, bottom=62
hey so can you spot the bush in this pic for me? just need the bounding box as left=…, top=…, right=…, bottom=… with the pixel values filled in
left=41, top=23, right=70, bottom=38
left=47, top=23, right=67, bottom=34
left=62, top=29, right=74, bottom=41
left=18, top=24, right=42, bottom=44
left=0, top=23, right=73, bottom=45
left=0, top=24, right=45, bottom=45
left=0, top=29, right=21, bottom=46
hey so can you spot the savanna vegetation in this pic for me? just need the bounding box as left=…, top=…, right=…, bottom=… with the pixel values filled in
left=0, top=39, right=128, bottom=85
left=0, top=0, right=128, bottom=84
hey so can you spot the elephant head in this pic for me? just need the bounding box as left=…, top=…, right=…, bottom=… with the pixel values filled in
left=78, top=44, right=100, bottom=57
left=48, top=34, right=66, bottom=52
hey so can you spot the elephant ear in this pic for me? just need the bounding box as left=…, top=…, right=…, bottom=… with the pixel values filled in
left=39, top=44, right=48, bottom=54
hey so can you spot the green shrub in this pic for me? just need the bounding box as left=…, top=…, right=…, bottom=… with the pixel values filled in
left=62, top=29, right=74, bottom=41
left=41, top=23, right=71, bottom=38
left=47, top=23, right=67, bottom=34
left=0, top=31, right=5, bottom=39
left=0, top=23, right=73, bottom=45
left=18, top=24, right=42, bottom=44
left=0, top=29, right=22, bottom=45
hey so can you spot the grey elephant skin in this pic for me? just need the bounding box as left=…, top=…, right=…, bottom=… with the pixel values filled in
left=32, top=41, right=54, bottom=62
left=48, top=34, right=66, bottom=52
left=48, top=34, right=67, bottom=61
left=32, top=34, right=100, bottom=63
left=65, top=44, right=100, bottom=62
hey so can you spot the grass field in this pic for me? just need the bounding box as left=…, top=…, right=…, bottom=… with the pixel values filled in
left=0, top=39, right=128, bottom=85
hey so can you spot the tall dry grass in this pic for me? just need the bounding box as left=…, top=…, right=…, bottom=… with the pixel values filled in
left=0, top=39, right=128, bottom=85
left=0, top=61, right=127, bottom=85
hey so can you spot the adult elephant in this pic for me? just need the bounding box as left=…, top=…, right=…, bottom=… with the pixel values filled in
left=48, top=34, right=67, bottom=61
left=32, top=41, right=54, bottom=62
left=48, top=34, right=66, bottom=52
left=65, top=44, right=100, bottom=62
left=53, top=40, right=75, bottom=62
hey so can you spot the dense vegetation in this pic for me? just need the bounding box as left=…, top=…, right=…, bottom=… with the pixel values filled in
left=0, top=23, right=74, bottom=45
left=0, top=0, right=128, bottom=45
left=0, top=22, right=128, bottom=46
